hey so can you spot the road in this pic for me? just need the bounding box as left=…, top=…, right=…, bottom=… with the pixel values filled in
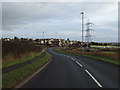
left=22, top=48, right=119, bottom=88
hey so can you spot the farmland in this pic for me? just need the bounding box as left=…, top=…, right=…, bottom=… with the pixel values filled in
left=2, top=40, right=43, bottom=68
left=90, top=45, right=119, bottom=49
left=55, top=47, right=119, bottom=65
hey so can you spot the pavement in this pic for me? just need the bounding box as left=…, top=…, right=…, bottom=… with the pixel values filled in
left=3, top=53, right=46, bottom=74
left=22, top=48, right=119, bottom=88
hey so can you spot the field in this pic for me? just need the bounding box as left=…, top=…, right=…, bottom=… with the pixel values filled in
left=65, top=50, right=118, bottom=60
left=55, top=47, right=119, bottom=65
left=2, top=40, right=43, bottom=68
left=90, top=45, right=119, bottom=48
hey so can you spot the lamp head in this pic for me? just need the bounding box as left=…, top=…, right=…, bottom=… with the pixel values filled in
left=81, top=12, right=84, bottom=14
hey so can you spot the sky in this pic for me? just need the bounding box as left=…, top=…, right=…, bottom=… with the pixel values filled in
left=1, top=1, right=118, bottom=42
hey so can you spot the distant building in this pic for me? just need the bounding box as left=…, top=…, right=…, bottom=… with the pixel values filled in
left=1, top=37, right=82, bottom=47
left=2, top=38, right=11, bottom=42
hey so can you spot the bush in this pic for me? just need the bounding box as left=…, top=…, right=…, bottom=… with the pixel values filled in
left=2, top=40, right=42, bottom=61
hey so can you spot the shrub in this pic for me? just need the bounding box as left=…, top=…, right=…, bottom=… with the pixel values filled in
left=2, top=40, right=42, bottom=62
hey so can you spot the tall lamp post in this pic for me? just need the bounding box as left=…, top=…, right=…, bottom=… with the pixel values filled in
left=81, top=12, right=84, bottom=54
left=81, top=12, right=84, bottom=44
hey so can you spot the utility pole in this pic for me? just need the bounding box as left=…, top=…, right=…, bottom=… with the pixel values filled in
left=81, top=12, right=84, bottom=44
left=85, top=19, right=94, bottom=48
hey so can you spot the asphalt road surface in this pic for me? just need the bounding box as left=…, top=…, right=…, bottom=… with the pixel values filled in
left=22, top=48, right=119, bottom=88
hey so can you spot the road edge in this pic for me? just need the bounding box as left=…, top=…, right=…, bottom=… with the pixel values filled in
left=15, top=58, right=52, bottom=88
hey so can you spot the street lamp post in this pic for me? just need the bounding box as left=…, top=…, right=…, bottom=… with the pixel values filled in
left=81, top=12, right=84, bottom=44
left=81, top=12, right=84, bottom=54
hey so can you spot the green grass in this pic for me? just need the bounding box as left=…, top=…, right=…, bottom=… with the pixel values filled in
left=82, top=54, right=119, bottom=65
left=90, top=45, right=118, bottom=48
left=100, top=51, right=118, bottom=54
left=2, top=52, right=51, bottom=88
left=54, top=48, right=119, bottom=65
left=2, top=52, right=43, bottom=68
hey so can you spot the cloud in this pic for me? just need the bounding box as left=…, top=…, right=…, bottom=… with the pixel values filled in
left=2, top=2, right=118, bottom=42
left=2, top=0, right=119, bottom=2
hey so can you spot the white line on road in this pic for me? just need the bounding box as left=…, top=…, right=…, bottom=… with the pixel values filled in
left=66, top=56, right=70, bottom=58
left=15, top=58, right=52, bottom=88
left=85, top=70, right=103, bottom=88
left=75, top=61, right=83, bottom=67
left=55, top=51, right=102, bottom=88
left=71, top=58, right=75, bottom=61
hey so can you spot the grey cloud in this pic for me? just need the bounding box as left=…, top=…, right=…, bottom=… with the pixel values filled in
left=2, top=2, right=114, bottom=28
left=1, top=2, right=118, bottom=42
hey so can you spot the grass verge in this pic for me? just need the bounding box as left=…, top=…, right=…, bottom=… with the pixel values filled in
left=2, top=52, right=43, bottom=68
left=54, top=48, right=119, bottom=65
left=90, top=45, right=118, bottom=48
left=2, top=52, right=51, bottom=88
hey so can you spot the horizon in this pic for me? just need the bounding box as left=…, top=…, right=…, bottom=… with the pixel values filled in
left=1, top=37, right=119, bottom=43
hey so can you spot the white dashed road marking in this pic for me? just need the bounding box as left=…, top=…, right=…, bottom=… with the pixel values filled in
left=75, top=61, right=83, bottom=67
left=85, top=70, right=103, bottom=88
left=70, top=58, right=75, bottom=61
left=58, top=53, right=102, bottom=88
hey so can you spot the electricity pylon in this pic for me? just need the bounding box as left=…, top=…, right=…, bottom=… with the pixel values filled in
left=85, top=19, right=94, bottom=48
